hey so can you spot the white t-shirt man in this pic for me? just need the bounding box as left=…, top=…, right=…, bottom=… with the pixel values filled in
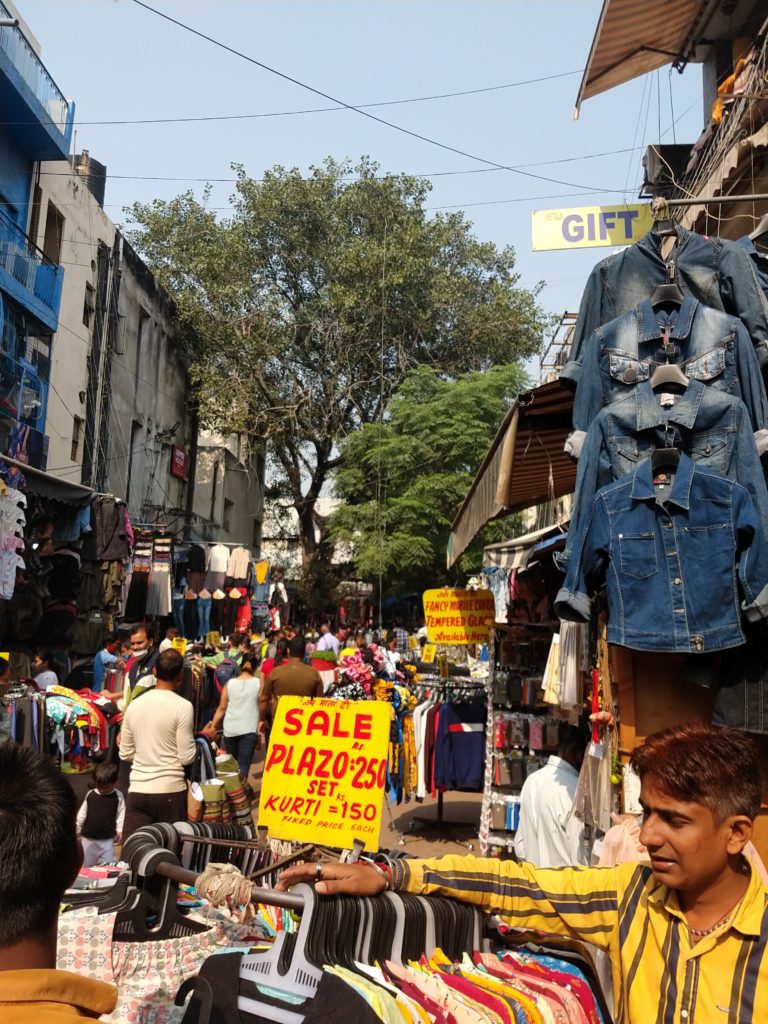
left=513, top=754, right=587, bottom=867
left=120, top=688, right=196, bottom=794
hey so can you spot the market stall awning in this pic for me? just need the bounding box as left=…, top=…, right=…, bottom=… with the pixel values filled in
left=575, top=0, right=710, bottom=115
left=447, top=379, right=575, bottom=568
left=483, top=523, right=566, bottom=571
left=3, top=455, right=93, bottom=505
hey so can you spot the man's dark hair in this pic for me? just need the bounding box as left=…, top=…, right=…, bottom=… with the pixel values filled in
left=93, top=761, right=119, bottom=788
left=0, top=746, right=80, bottom=945
left=630, top=723, right=761, bottom=823
left=558, top=723, right=590, bottom=755
left=155, top=648, right=184, bottom=681
left=289, top=634, right=307, bottom=659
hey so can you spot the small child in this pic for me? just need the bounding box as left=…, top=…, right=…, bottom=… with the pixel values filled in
left=75, top=762, right=125, bottom=866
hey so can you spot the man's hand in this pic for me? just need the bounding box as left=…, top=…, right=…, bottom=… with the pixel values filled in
left=589, top=710, right=616, bottom=729
left=202, top=722, right=217, bottom=738
left=115, top=833, right=122, bottom=845
left=276, top=861, right=387, bottom=897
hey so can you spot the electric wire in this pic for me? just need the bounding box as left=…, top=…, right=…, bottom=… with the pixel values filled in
left=129, top=0, right=612, bottom=192
left=3, top=69, right=583, bottom=128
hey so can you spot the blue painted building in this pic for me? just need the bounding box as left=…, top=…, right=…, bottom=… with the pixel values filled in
left=0, top=4, right=73, bottom=469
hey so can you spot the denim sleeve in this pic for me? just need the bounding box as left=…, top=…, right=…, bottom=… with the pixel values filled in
left=735, top=484, right=768, bottom=621
left=558, top=419, right=613, bottom=574
left=555, top=492, right=610, bottom=621
left=731, top=405, right=768, bottom=540
left=561, top=265, right=605, bottom=389
left=733, top=318, right=768, bottom=437
left=719, top=242, right=768, bottom=367
left=572, top=327, right=605, bottom=432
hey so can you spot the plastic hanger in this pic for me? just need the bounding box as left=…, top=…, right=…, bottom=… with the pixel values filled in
left=749, top=213, right=768, bottom=245
left=652, top=447, right=681, bottom=472
left=650, top=361, right=689, bottom=389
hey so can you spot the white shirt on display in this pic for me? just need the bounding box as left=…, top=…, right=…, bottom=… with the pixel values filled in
left=513, top=754, right=587, bottom=867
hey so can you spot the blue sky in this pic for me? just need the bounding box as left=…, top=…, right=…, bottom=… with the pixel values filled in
left=21, top=0, right=705, bottom=358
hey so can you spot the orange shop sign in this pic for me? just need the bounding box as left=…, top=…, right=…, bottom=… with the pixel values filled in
left=257, top=697, right=391, bottom=850
left=422, top=587, right=495, bottom=644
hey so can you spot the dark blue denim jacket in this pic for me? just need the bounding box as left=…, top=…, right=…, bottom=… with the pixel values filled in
left=555, top=454, right=768, bottom=652
left=572, top=297, right=768, bottom=434
left=737, top=235, right=768, bottom=300
left=560, top=378, right=768, bottom=573
left=561, top=227, right=768, bottom=388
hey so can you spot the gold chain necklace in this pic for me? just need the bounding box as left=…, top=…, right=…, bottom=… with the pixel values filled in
left=688, top=894, right=745, bottom=938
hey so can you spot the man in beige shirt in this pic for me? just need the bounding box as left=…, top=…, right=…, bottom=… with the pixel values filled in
left=120, top=648, right=196, bottom=841
left=259, top=634, right=323, bottom=722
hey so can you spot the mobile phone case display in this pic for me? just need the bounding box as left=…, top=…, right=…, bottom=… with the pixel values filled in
left=480, top=625, right=563, bottom=856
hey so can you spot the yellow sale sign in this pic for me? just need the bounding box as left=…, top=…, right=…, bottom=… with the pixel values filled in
left=171, top=637, right=187, bottom=655
left=423, top=588, right=495, bottom=644
left=258, top=697, right=391, bottom=851
left=531, top=202, right=653, bottom=251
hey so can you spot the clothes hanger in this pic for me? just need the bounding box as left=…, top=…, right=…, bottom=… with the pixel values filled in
left=749, top=213, right=768, bottom=245
left=651, top=447, right=681, bottom=472
left=650, top=361, right=689, bottom=389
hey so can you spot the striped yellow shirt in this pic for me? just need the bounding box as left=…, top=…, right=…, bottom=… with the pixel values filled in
left=390, top=855, right=768, bottom=1024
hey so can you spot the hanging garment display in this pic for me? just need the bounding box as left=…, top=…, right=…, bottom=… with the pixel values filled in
left=561, top=224, right=768, bottom=388
left=146, top=535, right=173, bottom=618
left=556, top=454, right=768, bottom=652
left=571, top=296, right=768, bottom=438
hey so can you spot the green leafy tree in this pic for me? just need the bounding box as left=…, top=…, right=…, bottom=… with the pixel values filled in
left=126, top=158, right=545, bottom=594
left=329, top=363, right=528, bottom=592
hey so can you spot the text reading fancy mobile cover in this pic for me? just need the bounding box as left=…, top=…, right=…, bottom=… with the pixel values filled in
left=257, top=696, right=391, bottom=850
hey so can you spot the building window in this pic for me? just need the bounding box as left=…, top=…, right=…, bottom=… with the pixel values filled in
left=70, top=415, right=84, bottom=462
left=223, top=498, right=233, bottom=533
left=83, top=283, right=95, bottom=329
left=42, top=201, right=64, bottom=264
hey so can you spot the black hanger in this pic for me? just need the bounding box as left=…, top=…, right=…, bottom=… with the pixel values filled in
left=652, top=447, right=681, bottom=472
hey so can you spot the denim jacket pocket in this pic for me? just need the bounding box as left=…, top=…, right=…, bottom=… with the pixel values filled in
left=618, top=532, right=658, bottom=579
left=689, top=432, right=729, bottom=473
left=614, top=438, right=654, bottom=478
left=682, top=344, right=727, bottom=383
left=607, top=352, right=650, bottom=386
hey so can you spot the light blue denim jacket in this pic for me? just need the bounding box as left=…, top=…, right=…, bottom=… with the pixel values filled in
left=559, top=379, right=768, bottom=574
left=572, top=297, right=768, bottom=436
left=561, top=227, right=768, bottom=388
left=555, top=454, right=768, bottom=652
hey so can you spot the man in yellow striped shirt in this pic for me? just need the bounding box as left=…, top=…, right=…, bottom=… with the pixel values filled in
left=280, top=724, right=768, bottom=1023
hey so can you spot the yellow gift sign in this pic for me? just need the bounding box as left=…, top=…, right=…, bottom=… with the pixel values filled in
left=171, top=637, right=187, bottom=655
left=531, top=202, right=653, bottom=251
left=258, top=697, right=391, bottom=851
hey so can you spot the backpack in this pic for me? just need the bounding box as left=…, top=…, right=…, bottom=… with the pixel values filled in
left=214, top=657, right=238, bottom=694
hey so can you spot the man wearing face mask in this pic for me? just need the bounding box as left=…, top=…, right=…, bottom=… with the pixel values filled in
left=122, top=625, right=159, bottom=708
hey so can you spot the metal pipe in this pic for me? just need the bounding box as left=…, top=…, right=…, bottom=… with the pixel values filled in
left=153, top=858, right=306, bottom=911
left=666, top=193, right=768, bottom=208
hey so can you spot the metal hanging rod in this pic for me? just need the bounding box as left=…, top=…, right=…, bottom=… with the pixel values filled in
left=662, top=193, right=768, bottom=208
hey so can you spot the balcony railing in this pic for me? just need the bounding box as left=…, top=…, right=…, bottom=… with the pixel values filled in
left=0, top=207, right=63, bottom=326
left=0, top=3, right=69, bottom=131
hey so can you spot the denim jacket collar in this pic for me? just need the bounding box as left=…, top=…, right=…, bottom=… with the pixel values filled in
left=636, top=225, right=694, bottom=259
left=629, top=452, right=695, bottom=510
left=636, top=296, right=698, bottom=342
left=632, top=378, right=706, bottom=432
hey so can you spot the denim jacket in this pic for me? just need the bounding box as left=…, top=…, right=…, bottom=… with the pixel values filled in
left=560, top=378, right=768, bottom=573
left=561, top=226, right=768, bottom=388
left=737, top=235, right=768, bottom=300
left=572, top=297, right=768, bottom=436
left=555, top=454, right=768, bottom=652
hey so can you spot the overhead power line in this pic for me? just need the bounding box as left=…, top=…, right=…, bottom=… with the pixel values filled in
left=129, top=0, right=612, bottom=192
left=3, top=70, right=582, bottom=128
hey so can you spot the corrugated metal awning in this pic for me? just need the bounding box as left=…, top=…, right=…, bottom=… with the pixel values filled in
left=447, top=379, right=575, bottom=567
left=575, top=0, right=708, bottom=115
left=483, top=523, right=565, bottom=570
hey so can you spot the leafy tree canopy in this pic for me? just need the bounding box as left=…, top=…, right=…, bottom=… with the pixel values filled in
left=329, top=363, right=528, bottom=592
left=126, top=157, right=545, bottom=579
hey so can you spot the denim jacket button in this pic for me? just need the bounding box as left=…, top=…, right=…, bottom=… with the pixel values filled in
left=623, top=366, right=637, bottom=383
left=691, top=636, right=704, bottom=651
left=672, top=577, right=681, bottom=584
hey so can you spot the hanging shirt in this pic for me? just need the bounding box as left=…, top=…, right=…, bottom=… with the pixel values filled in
left=208, top=544, right=230, bottom=573
left=513, top=755, right=586, bottom=867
